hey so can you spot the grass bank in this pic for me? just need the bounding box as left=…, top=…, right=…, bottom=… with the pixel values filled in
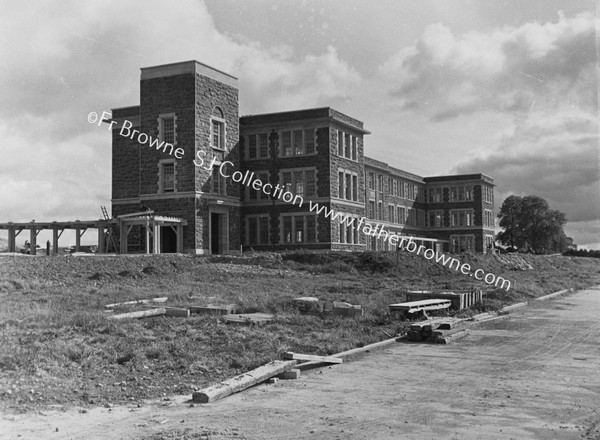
left=0, top=250, right=598, bottom=413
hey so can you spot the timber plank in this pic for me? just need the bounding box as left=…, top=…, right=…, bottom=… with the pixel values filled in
left=107, top=308, right=166, bottom=320
left=281, top=352, right=343, bottom=364
left=192, top=360, right=297, bottom=403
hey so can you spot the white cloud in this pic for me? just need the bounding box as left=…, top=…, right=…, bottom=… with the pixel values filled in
left=380, top=11, right=597, bottom=120
left=0, top=0, right=360, bottom=224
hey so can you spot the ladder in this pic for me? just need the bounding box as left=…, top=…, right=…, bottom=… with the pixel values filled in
left=100, top=205, right=119, bottom=253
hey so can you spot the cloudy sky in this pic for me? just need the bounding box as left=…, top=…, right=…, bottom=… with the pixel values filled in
left=0, top=0, right=598, bottom=247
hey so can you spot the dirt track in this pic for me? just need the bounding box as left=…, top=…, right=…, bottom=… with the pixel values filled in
left=2, top=286, right=600, bottom=440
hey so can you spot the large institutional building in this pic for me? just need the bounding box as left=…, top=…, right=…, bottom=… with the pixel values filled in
left=109, top=60, right=495, bottom=255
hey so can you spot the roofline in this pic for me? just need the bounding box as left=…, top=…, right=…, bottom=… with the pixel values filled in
left=240, top=107, right=371, bottom=134
left=140, top=60, right=237, bottom=80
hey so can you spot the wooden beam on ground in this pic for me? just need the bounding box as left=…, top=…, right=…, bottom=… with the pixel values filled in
left=222, top=313, right=274, bottom=325
left=189, top=304, right=239, bottom=315
left=192, top=360, right=297, bottom=403
left=107, top=308, right=166, bottom=320
left=104, top=297, right=168, bottom=308
left=281, top=352, right=343, bottom=364
left=296, top=336, right=402, bottom=370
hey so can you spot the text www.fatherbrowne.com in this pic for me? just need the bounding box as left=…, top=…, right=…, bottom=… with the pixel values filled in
left=89, top=111, right=512, bottom=291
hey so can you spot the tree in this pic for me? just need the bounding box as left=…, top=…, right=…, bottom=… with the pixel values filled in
left=496, top=195, right=567, bottom=253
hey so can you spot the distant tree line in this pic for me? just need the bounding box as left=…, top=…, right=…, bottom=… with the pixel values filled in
left=563, top=249, right=600, bottom=258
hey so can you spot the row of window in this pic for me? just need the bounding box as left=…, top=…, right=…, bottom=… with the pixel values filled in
left=338, top=170, right=359, bottom=202
left=246, top=214, right=318, bottom=246
left=483, top=185, right=494, bottom=203
left=246, top=217, right=490, bottom=248
left=247, top=214, right=362, bottom=246
left=450, top=235, right=475, bottom=253
left=428, top=209, right=475, bottom=228
left=244, top=129, right=316, bottom=160
left=339, top=219, right=360, bottom=244
left=159, top=110, right=226, bottom=151
left=366, top=202, right=426, bottom=228
left=368, top=173, right=423, bottom=202
left=427, top=185, right=475, bottom=203
left=335, top=130, right=358, bottom=161
left=483, top=209, right=495, bottom=228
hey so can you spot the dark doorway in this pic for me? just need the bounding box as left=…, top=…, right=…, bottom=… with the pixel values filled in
left=161, top=226, right=177, bottom=253
left=211, top=213, right=220, bottom=254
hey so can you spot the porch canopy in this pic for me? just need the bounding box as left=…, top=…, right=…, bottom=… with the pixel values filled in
left=118, top=212, right=187, bottom=254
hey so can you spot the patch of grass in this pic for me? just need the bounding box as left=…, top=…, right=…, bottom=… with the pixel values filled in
left=0, top=251, right=598, bottom=413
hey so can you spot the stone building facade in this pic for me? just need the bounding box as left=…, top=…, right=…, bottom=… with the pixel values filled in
left=110, top=60, right=495, bottom=254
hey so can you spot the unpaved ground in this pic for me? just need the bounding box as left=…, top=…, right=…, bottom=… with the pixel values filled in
left=2, top=286, right=600, bottom=440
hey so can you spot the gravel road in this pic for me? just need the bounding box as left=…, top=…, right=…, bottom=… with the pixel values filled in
left=3, top=286, right=600, bottom=440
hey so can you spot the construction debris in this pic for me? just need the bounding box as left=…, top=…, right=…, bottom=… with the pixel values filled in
left=189, top=304, right=239, bottom=315
left=406, top=290, right=482, bottom=310
left=293, top=297, right=362, bottom=317
left=406, top=317, right=468, bottom=343
left=104, top=297, right=168, bottom=308
left=222, top=313, right=274, bottom=325
left=281, top=352, right=343, bottom=364
left=389, top=299, right=451, bottom=319
left=192, top=360, right=297, bottom=403
left=107, top=308, right=167, bottom=320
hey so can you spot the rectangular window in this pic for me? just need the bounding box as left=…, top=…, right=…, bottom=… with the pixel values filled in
left=388, top=205, right=395, bottom=223
left=307, top=216, right=316, bottom=242
left=293, top=129, right=303, bottom=155
left=259, top=133, right=269, bottom=158
left=248, top=135, right=257, bottom=159
left=451, top=235, right=475, bottom=253
left=295, top=217, right=304, bottom=243
left=388, top=178, right=393, bottom=195
left=378, top=175, right=383, bottom=192
left=368, top=173, right=375, bottom=190
left=450, top=209, right=474, bottom=227
left=283, top=169, right=316, bottom=197
left=282, top=131, right=292, bottom=156
left=294, top=171, right=305, bottom=196
left=282, top=215, right=317, bottom=244
left=352, top=175, right=358, bottom=202
left=344, top=133, right=351, bottom=158
left=283, top=216, right=292, bottom=244
left=351, top=137, right=357, bottom=161
left=338, top=171, right=344, bottom=198
left=160, top=116, right=176, bottom=144
left=378, top=202, right=383, bottom=220
left=211, top=119, right=225, bottom=150
left=338, top=130, right=344, bottom=156
left=161, top=162, right=175, bottom=192
left=368, top=201, right=375, bottom=219
left=428, top=210, right=443, bottom=227
left=282, top=172, right=292, bottom=192
left=305, top=129, right=315, bottom=154
left=345, top=174, right=352, bottom=200
left=339, top=223, right=345, bottom=244
left=305, top=170, right=316, bottom=197
left=398, top=207, right=406, bottom=224
left=211, top=166, right=226, bottom=195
